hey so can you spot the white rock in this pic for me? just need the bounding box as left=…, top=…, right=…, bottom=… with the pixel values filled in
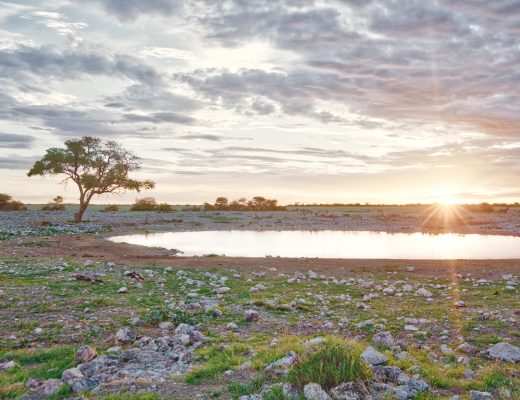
left=304, top=383, right=331, bottom=400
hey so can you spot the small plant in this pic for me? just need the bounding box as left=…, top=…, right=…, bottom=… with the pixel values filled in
left=287, top=340, right=371, bottom=391
left=103, top=204, right=119, bottom=212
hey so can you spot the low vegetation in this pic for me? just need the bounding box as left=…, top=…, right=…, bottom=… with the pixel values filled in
left=287, top=340, right=370, bottom=390
left=130, top=197, right=173, bottom=212
left=41, top=196, right=66, bottom=211
left=202, top=196, right=287, bottom=211
left=0, top=194, right=26, bottom=211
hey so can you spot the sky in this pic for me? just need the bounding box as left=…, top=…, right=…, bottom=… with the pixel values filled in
left=0, top=0, right=519, bottom=205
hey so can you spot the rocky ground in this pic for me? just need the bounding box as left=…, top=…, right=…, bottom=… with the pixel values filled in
left=0, top=209, right=519, bottom=399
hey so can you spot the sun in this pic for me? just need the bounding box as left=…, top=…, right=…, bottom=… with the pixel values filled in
left=433, top=189, right=459, bottom=205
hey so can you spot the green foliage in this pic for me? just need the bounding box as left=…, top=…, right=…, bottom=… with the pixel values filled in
left=0, top=194, right=26, bottom=211
left=185, top=343, right=251, bottom=384
left=262, top=385, right=300, bottom=400
left=27, top=136, right=154, bottom=221
left=287, top=340, right=371, bottom=391
left=228, top=377, right=265, bottom=397
left=0, top=347, right=74, bottom=399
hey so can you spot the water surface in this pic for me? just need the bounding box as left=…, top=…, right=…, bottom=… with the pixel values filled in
left=107, top=230, right=520, bottom=259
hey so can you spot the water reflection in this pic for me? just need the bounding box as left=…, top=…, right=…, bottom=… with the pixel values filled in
left=107, top=230, right=520, bottom=259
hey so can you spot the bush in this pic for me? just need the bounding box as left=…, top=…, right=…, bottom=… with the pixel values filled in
left=131, top=197, right=157, bottom=211
left=0, top=194, right=27, bottom=211
left=202, top=196, right=287, bottom=211
left=287, top=340, right=371, bottom=391
left=41, top=196, right=65, bottom=211
left=157, top=203, right=173, bottom=212
left=103, top=204, right=119, bottom=212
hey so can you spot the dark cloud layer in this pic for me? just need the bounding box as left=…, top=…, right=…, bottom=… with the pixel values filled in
left=0, top=133, right=35, bottom=149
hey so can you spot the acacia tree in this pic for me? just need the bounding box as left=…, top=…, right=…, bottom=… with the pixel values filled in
left=28, top=136, right=155, bottom=222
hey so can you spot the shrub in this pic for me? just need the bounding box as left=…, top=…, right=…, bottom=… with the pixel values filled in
left=287, top=340, right=371, bottom=391
left=41, top=196, right=65, bottom=211
left=103, top=204, right=119, bottom=212
left=0, top=194, right=27, bottom=211
left=157, top=203, right=173, bottom=212
left=131, top=197, right=157, bottom=211
left=202, top=196, right=287, bottom=211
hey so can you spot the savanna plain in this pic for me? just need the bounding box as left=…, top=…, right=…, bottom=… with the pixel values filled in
left=0, top=206, right=519, bottom=400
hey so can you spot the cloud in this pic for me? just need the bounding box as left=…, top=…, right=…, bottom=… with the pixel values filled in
left=123, top=112, right=196, bottom=125
left=0, top=44, right=161, bottom=85
left=177, top=134, right=222, bottom=142
left=86, top=0, right=182, bottom=22
left=0, top=133, right=35, bottom=149
left=0, top=154, right=38, bottom=170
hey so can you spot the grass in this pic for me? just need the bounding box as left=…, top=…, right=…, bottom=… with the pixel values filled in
left=227, top=377, right=265, bottom=397
left=287, top=339, right=371, bottom=391
left=0, top=347, right=74, bottom=399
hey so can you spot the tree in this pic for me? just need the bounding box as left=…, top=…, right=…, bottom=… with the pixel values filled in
left=28, top=136, right=154, bottom=222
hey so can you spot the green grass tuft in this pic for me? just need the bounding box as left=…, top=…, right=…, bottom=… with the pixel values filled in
left=287, top=339, right=371, bottom=391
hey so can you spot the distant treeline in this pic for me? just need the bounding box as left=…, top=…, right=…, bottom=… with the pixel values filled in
left=202, top=196, right=287, bottom=211
left=290, top=202, right=520, bottom=208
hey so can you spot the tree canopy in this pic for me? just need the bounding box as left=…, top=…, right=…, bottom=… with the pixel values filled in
left=28, top=136, right=154, bottom=221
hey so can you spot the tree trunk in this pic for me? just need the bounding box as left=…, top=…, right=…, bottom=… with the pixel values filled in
left=74, top=206, right=85, bottom=222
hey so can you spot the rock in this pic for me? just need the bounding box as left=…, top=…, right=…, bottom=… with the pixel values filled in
left=214, top=286, right=230, bottom=294
left=117, top=287, right=128, bottom=294
left=372, top=365, right=403, bottom=384
left=440, top=344, right=453, bottom=355
left=129, top=317, right=141, bottom=326
left=330, top=381, right=367, bottom=400
left=106, top=346, right=121, bottom=355
left=226, top=322, right=238, bottom=331
left=416, top=288, right=432, bottom=297
left=265, top=351, right=298, bottom=375
left=488, top=342, right=520, bottom=363
left=61, top=367, right=95, bottom=393
left=406, top=377, right=429, bottom=393
left=115, top=327, right=137, bottom=344
left=75, top=346, right=97, bottom=363
left=372, top=331, right=396, bottom=347
left=159, top=321, right=174, bottom=331
left=244, top=310, right=259, bottom=322
left=174, top=323, right=194, bottom=335
left=361, top=346, right=388, bottom=366
left=470, top=390, right=493, bottom=400
left=402, top=284, right=413, bottom=292
left=21, top=379, right=64, bottom=400
left=304, top=383, right=332, bottom=400
left=305, top=337, right=327, bottom=347
left=212, top=309, right=223, bottom=318
left=463, top=369, right=475, bottom=379
left=33, top=327, right=43, bottom=335
left=0, top=360, right=18, bottom=370
left=454, top=301, right=465, bottom=308
left=404, top=325, right=418, bottom=331
left=224, top=369, right=235, bottom=378
left=458, top=342, right=477, bottom=354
